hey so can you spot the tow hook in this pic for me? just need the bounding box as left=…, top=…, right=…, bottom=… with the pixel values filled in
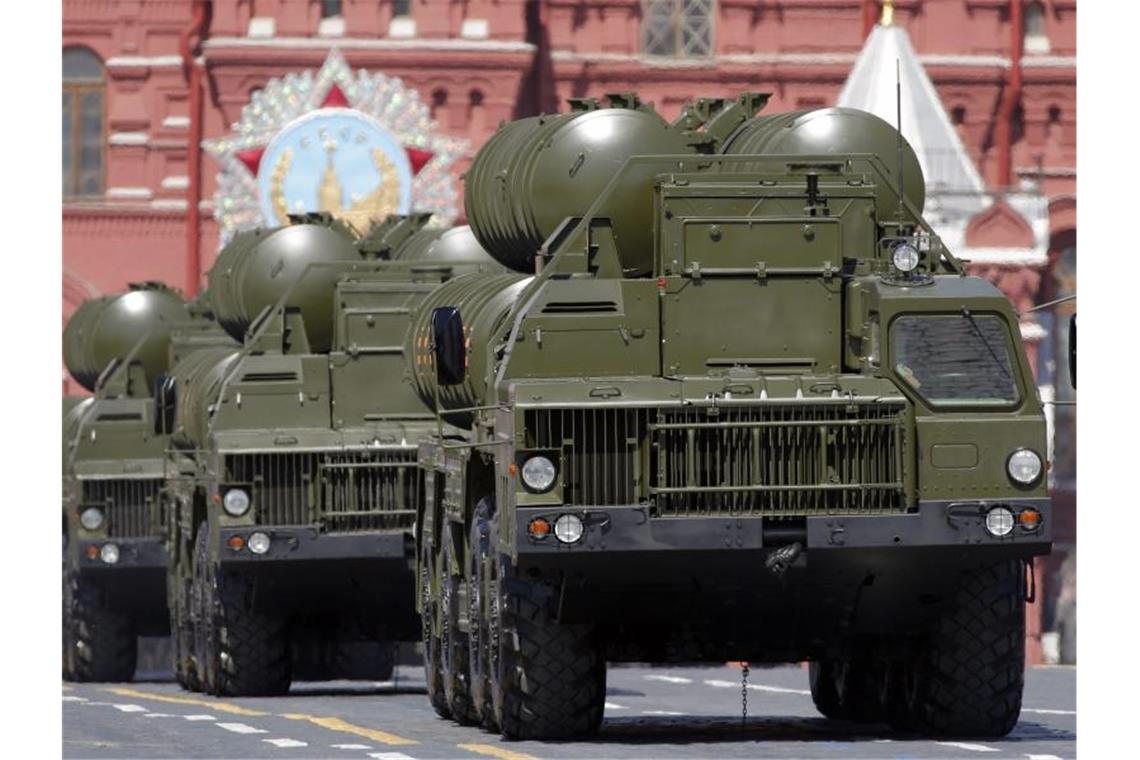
left=765, top=542, right=803, bottom=577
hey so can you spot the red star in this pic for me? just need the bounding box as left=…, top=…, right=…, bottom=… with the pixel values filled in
left=321, top=84, right=350, bottom=109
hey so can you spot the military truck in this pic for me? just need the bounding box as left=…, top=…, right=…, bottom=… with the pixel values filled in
left=410, top=95, right=1052, bottom=740
left=162, top=214, right=504, bottom=696
left=62, top=284, right=192, bottom=681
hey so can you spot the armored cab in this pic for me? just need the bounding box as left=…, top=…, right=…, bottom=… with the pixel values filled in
left=413, top=98, right=1050, bottom=740
left=62, top=283, right=192, bottom=683
left=163, top=214, right=506, bottom=697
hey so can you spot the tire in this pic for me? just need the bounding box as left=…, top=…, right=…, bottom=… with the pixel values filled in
left=334, top=639, right=396, bottom=681
left=467, top=500, right=497, bottom=730
left=63, top=569, right=76, bottom=680
left=493, top=555, right=605, bottom=741
left=441, top=531, right=479, bottom=725
left=420, top=544, right=451, bottom=719
left=191, top=525, right=219, bottom=693
left=170, top=559, right=199, bottom=691
left=908, top=560, right=1026, bottom=737
left=809, top=660, right=848, bottom=720
left=66, top=571, right=137, bottom=682
left=192, top=524, right=291, bottom=696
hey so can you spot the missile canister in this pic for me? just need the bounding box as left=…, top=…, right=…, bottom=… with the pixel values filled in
left=400, top=225, right=501, bottom=268
left=464, top=103, right=689, bottom=276
left=207, top=220, right=359, bottom=352
left=167, top=346, right=242, bottom=449
left=62, top=284, right=190, bottom=391
left=720, top=107, right=926, bottom=214
left=406, top=272, right=531, bottom=419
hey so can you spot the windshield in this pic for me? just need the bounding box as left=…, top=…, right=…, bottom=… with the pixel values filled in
left=890, top=313, right=1020, bottom=407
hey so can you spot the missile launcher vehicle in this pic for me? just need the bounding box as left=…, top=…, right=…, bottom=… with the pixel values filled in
left=412, top=94, right=1053, bottom=740
left=162, top=213, right=504, bottom=696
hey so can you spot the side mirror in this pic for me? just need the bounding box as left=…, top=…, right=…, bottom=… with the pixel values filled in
left=431, top=306, right=466, bottom=386
left=1068, top=313, right=1076, bottom=389
left=153, top=375, right=177, bottom=435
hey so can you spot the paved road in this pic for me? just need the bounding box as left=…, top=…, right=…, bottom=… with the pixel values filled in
left=63, top=662, right=1075, bottom=759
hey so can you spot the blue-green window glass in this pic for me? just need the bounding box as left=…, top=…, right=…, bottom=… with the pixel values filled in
left=891, top=314, right=1020, bottom=406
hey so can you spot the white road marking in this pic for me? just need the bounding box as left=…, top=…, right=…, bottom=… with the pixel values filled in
left=1025, top=755, right=1063, bottom=760
left=604, top=702, right=628, bottom=710
left=184, top=714, right=217, bottom=721
left=331, top=745, right=374, bottom=751
left=642, top=709, right=685, bottom=716
left=702, top=678, right=810, bottom=695
left=217, top=722, right=268, bottom=734
left=263, top=738, right=308, bottom=748
left=367, top=754, right=417, bottom=760
left=144, top=713, right=176, bottom=718
left=1023, top=708, right=1076, bottom=715
left=62, top=696, right=87, bottom=702
left=644, top=674, right=693, bottom=684
left=112, top=704, right=148, bottom=713
left=936, top=741, right=1000, bottom=753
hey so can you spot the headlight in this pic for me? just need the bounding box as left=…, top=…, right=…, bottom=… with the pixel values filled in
left=985, top=506, right=1015, bottom=537
left=891, top=242, right=921, bottom=273
left=79, top=508, right=104, bottom=531
left=100, top=543, right=120, bottom=564
left=1007, top=449, right=1043, bottom=485
left=553, top=514, right=584, bottom=544
left=247, top=532, right=271, bottom=555
left=222, top=488, right=251, bottom=517
left=521, top=456, right=557, bottom=493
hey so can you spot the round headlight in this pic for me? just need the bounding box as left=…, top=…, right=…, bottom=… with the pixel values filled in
left=553, top=514, right=584, bottom=544
left=1007, top=449, right=1043, bottom=485
left=79, top=508, right=104, bottom=531
left=247, top=532, right=271, bottom=555
left=222, top=488, right=251, bottom=517
left=521, top=456, right=557, bottom=493
left=985, top=506, right=1015, bottom=538
left=100, top=543, right=120, bottom=564
left=892, top=242, right=921, bottom=273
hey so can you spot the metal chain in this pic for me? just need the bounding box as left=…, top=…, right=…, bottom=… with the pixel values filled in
left=741, top=662, right=750, bottom=727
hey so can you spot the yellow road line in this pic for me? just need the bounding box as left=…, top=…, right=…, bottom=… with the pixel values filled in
left=278, top=714, right=418, bottom=746
left=457, top=743, right=542, bottom=760
left=101, top=687, right=269, bottom=717
left=62, top=684, right=73, bottom=691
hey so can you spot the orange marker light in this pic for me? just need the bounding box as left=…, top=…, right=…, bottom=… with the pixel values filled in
left=507, top=462, right=518, bottom=477
left=86, top=545, right=99, bottom=560
left=227, top=535, right=246, bottom=551
left=1018, top=508, right=1042, bottom=529
left=528, top=517, right=551, bottom=540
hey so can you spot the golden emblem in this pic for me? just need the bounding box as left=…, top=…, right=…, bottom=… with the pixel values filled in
left=269, top=141, right=402, bottom=231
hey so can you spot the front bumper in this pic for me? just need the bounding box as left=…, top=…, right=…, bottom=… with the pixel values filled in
left=515, top=498, right=1051, bottom=557
left=217, top=525, right=411, bottom=565
left=75, top=537, right=167, bottom=570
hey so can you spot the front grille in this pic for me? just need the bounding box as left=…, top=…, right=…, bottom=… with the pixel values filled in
left=523, top=402, right=909, bottom=516
left=652, top=403, right=908, bottom=516
left=223, top=450, right=421, bottom=532
left=81, top=479, right=162, bottom=538
left=524, top=408, right=650, bottom=506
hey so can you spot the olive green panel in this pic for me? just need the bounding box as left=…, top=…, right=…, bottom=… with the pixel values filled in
left=507, top=280, right=659, bottom=381
left=212, top=354, right=331, bottom=433
left=678, top=219, right=842, bottom=270
left=660, top=277, right=842, bottom=375
left=916, top=415, right=1048, bottom=501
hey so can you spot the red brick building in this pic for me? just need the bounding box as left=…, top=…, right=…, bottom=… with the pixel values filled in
left=63, top=0, right=1077, bottom=656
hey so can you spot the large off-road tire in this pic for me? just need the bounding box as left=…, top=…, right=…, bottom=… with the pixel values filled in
left=441, top=532, right=479, bottom=725
left=191, top=525, right=219, bottom=693
left=493, top=555, right=606, bottom=741
left=467, top=500, right=497, bottom=731
left=809, top=660, right=848, bottom=720
left=65, top=571, right=137, bottom=682
left=63, top=570, right=76, bottom=680
left=192, top=524, right=291, bottom=696
left=420, top=545, right=451, bottom=719
left=170, top=562, right=199, bottom=691
left=905, top=560, right=1026, bottom=737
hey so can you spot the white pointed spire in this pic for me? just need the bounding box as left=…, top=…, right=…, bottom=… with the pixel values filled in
left=837, top=21, right=985, bottom=198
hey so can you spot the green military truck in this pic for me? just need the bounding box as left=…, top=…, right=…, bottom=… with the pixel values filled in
left=411, top=96, right=1052, bottom=739
left=162, top=214, right=503, bottom=696
left=62, top=284, right=192, bottom=681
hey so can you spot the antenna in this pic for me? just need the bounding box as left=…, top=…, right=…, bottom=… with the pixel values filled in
left=895, top=58, right=905, bottom=223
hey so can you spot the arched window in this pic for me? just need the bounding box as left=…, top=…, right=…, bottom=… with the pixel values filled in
left=642, top=0, right=714, bottom=58
left=63, top=47, right=105, bottom=198
left=430, top=89, right=447, bottom=122
left=320, top=0, right=342, bottom=18
left=1024, top=2, right=1049, bottom=54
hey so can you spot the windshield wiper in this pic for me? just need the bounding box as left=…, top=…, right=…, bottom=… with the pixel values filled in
left=960, top=307, right=1013, bottom=381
